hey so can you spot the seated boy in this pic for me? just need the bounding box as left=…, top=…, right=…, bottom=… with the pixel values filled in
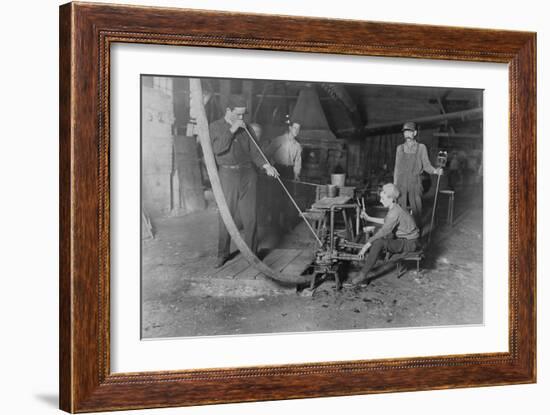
left=352, top=183, right=420, bottom=285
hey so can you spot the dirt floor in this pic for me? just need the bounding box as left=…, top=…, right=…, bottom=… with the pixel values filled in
left=141, top=187, right=483, bottom=339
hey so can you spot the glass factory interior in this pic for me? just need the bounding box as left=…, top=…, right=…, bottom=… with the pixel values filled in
left=141, top=75, right=483, bottom=338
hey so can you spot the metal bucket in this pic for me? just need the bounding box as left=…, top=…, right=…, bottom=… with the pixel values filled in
left=331, top=173, right=346, bottom=187
left=327, top=184, right=338, bottom=198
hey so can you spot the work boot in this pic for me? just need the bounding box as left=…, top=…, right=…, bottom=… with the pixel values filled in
left=343, top=271, right=368, bottom=288
left=351, top=271, right=368, bottom=286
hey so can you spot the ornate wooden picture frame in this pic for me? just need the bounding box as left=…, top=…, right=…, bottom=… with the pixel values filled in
left=59, top=2, right=536, bottom=412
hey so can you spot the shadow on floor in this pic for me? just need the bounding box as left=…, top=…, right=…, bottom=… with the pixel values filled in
left=34, top=393, right=58, bottom=408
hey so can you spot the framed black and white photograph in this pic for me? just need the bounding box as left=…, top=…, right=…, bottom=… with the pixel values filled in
left=58, top=2, right=536, bottom=412
left=139, top=73, right=485, bottom=340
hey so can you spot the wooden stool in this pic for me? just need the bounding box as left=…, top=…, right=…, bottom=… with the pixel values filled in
left=390, top=251, right=424, bottom=278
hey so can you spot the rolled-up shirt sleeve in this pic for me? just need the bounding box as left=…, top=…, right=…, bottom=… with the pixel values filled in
left=293, top=143, right=302, bottom=177
left=247, top=127, right=267, bottom=168
left=209, top=121, right=234, bottom=156
left=368, top=208, right=399, bottom=244
left=420, top=144, right=437, bottom=174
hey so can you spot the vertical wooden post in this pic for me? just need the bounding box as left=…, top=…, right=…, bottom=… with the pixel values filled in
left=219, top=79, right=231, bottom=112
left=242, top=80, right=254, bottom=124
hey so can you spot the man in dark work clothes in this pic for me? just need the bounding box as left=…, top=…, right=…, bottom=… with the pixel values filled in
left=209, top=94, right=279, bottom=268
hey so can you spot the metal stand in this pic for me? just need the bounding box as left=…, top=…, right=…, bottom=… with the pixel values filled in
left=427, top=173, right=442, bottom=246
left=439, top=190, right=455, bottom=226
left=427, top=151, right=448, bottom=246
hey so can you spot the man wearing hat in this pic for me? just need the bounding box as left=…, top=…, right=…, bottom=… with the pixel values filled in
left=264, top=119, right=302, bottom=230
left=394, top=121, right=442, bottom=224
left=209, top=94, right=279, bottom=268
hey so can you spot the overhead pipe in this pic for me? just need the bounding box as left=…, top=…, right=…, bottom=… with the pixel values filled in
left=362, top=107, right=482, bottom=135
left=433, top=132, right=483, bottom=139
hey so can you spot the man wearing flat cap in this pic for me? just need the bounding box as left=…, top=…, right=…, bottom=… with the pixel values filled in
left=209, top=94, right=279, bottom=268
left=393, top=121, right=442, bottom=224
